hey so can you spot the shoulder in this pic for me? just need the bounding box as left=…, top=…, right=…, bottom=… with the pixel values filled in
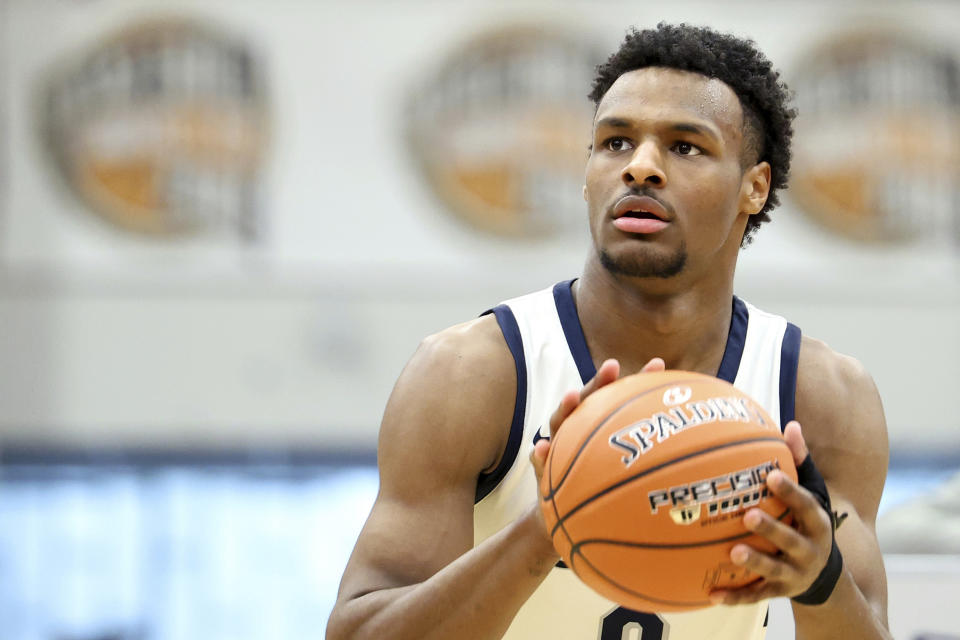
left=794, top=335, right=888, bottom=514
left=409, top=314, right=516, bottom=412
left=795, top=335, right=883, bottom=438
left=378, top=313, right=517, bottom=481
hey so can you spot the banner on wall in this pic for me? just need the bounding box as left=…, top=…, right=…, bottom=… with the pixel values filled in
left=405, top=25, right=605, bottom=239
left=405, top=21, right=960, bottom=248
left=39, top=18, right=269, bottom=241
left=789, top=29, right=960, bottom=245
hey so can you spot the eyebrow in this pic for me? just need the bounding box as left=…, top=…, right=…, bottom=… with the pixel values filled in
left=670, top=122, right=721, bottom=142
left=595, top=117, right=722, bottom=143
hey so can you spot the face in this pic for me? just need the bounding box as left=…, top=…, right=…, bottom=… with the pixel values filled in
left=584, top=67, right=770, bottom=280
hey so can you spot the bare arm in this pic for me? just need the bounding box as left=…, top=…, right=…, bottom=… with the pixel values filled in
left=325, top=316, right=559, bottom=640
left=790, top=338, right=890, bottom=639
left=710, top=336, right=890, bottom=639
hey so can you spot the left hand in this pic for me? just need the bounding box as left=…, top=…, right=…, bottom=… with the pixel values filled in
left=709, top=421, right=835, bottom=605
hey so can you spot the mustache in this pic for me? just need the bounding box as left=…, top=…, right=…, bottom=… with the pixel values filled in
left=616, top=187, right=673, bottom=214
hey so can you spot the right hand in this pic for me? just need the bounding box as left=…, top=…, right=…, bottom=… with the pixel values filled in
left=528, top=357, right=666, bottom=540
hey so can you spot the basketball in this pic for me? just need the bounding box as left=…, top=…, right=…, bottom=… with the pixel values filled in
left=540, top=370, right=798, bottom=612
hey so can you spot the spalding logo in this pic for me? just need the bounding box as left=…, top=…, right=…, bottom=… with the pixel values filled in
left=608, top=396, right=767, bottom=467
left=662, top=386, right=692, bottom=407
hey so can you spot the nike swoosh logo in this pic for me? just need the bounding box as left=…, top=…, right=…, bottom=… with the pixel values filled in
left=532, top=425, right=550, bottom=445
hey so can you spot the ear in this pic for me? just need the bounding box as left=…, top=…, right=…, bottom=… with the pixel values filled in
left=740, top=161, right=771, bottom=216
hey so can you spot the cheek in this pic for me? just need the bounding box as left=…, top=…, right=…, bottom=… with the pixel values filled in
left=583, top=161, right=608, bottom=207
left=689, top=165, right=742, bottom=209
left=679, top=170, right=745, bottom=243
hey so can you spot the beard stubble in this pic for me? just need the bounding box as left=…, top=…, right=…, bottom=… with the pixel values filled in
left=597, top=241, right=687, bottom=279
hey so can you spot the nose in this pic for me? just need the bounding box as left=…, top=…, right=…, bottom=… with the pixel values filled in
left=621, top=141, right=667, bottom=188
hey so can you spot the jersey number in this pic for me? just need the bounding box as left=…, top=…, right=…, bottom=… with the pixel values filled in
left=600, top=607, right=667, bottom=640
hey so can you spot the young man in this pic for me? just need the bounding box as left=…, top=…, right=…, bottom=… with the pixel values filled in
left=327, top=23, right=890, bottom=640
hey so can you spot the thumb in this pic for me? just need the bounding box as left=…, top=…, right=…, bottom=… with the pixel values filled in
left=530, top=439, right=551, bottom=480
left=640, top=357, right=666, bottom=373
left=782, top=420, right=809, bottom=466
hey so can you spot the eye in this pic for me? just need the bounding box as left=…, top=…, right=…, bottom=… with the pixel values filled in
left=673, top=141, right=702, bottom=156
left=604, top=137, right=634, bottom=152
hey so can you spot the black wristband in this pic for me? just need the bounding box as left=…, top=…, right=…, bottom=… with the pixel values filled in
left=793, top=537, right=843, bottom=605
left=791, top=454, right=845, bottom=606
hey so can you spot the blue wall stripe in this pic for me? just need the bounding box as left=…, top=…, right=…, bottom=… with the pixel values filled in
left=475, top=305, right=527, bottom=503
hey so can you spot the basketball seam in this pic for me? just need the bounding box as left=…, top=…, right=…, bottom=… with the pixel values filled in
left=570, top=551, right=713, bottom=609
left=546, top=428, right=572, bottom=551
left=545, top=377, right=704, bottom=500
left=567, top=508, right=791, bottom=609
left=550, top=436, right=788, bottom=538
left=546, top=378, right=703, bottom=553
left=570, top=507, right=793, bottom=552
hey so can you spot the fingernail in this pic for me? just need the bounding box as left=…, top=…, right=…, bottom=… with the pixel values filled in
left=732, top=547, right=749, bottom=565
left=744, top=510, right=762, bottom=529
left=709, top=592, right=726, bottom=604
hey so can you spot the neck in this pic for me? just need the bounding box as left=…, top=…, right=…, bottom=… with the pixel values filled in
left=576, top=256, right=737, bottom=377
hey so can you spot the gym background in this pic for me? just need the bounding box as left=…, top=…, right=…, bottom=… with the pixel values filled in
left=0, top=1, right=958, bottom=638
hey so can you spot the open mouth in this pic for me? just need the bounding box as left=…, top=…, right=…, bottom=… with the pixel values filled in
left=612, top=195, right=670, bottom=222
left=619, top=210, right=663, bottom=220
left=612, top=195, right=671, bottom=234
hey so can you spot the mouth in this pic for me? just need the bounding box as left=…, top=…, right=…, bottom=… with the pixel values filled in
left=611, top=195, right=671, bottom=234
left=619, top=210, right=662, bottom=220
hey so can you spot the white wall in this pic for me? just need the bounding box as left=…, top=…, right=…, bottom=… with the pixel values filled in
left=1, top=0, right=958, bottom=454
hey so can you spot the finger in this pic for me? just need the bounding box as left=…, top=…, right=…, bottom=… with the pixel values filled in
left=743, top=508, right=812, bottom=561
left=766, top=470, right=832, bottom=538
left=640, top=357, right=666, bottom=373
left=782, top=421, right=809, bottom=466
left=548, top=360, right=622, bottom=441
left=578, top=359, right=621, bottom=403
left=728, top=542, right=799, bottom=583
left=548, top=389, right=581, bottom=436
left=710, top=578, right=780, bottom=606
left=530, top=439, right=551, bottom=481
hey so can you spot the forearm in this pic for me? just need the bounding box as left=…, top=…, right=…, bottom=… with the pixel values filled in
left=326, top=507, right=557, bottom=640
left=792, top=569, right=891, bottom=640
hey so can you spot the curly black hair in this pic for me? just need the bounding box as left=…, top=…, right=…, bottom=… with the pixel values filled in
left=589, top=23, right=796, bottom=244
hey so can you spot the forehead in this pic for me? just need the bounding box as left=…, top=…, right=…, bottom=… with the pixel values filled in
left=595, top=67, right=744, bottom=140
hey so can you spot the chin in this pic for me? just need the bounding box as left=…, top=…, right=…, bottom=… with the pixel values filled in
left=598, top=246, right=687, bottom=279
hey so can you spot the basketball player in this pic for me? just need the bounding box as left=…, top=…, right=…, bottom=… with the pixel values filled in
left=327, top=23, right=890, bottom=639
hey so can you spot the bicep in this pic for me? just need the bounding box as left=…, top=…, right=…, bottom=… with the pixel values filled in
left=337, top=474, right=477, bottom=601
left=335, top=320, right=515, bottom=601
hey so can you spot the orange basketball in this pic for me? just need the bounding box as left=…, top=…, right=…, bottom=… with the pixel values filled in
left=540, top=370, right=797, bottom=612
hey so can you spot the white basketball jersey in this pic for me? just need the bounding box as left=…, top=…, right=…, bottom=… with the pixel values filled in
left=474, top=280, right=801, bottom=640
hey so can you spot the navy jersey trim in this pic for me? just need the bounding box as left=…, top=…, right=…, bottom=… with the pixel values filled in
left=716, top=296, right=749, bottom=384
left=555, top=281, right=747, bottom=385
left=475, top=305, right=528, bottom=503
left=779, top=322, right=802, bottom=430
left=553, top=280, right=596, bottom=384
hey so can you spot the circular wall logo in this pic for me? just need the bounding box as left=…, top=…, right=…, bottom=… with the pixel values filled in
left=789, top=30, right=960, bottom=244
left=40, top=18, right=269, bottom=239
left=404, top=25, right=604, bottom=238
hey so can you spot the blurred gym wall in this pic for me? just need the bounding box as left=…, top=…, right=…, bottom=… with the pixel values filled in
left=1, top=0, right=958, bottom=459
